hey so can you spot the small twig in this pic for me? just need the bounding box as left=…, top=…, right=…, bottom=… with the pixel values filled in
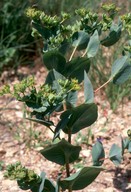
left=94, top=77, right=112, bottom=93
left=63, top=103, right=67, bottom=111
left=66, top=161, right=70, bottom=177
left=82, top=49, right=87, bottom=57
left=65, top=160, right=72, bottom=192
left=68, top=128, right=72, bottom=144
left=0, top=107, right=19, bottom=111
left=69, top=46, right=77, bottom=61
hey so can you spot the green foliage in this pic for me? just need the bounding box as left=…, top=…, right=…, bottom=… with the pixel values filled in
left=109, top=144, right=122, bottom=166
left=92, top=140, right=105, bottom=166
left=101, top=22, right=122, bottom=47
left=72, top=31, right=90, bottom=50
left=106, top=81, right=130, bottom=111
left=59, top=103, right=98, bottom=134
left=41, top=139, right=81, bottom=165
left=86, top=30, right=100, bottom=58
left=0, top=0, right=35, bottom=72
left=43, top=51, right=66, bottom=72
left=2, top=2, right=131, bottom=192
left=4, top=162, right=56, bottom=191
left=0, top=161, right=4, bottom=171
left=59, top=166, right=104, bottom=190
left=4, top=162, right=41, bottom=190
left=84, top=71, right=94, bottom=103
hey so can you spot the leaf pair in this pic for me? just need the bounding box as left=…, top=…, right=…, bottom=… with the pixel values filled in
left=72, top=30, right=100, bottom=58
left=54, top=103, right=98, bottom=137
left=43, top=51, right=90, bottom=83
left=41, top=139, right=104, bottom=191
left=41, top=139, right=81, bottom=165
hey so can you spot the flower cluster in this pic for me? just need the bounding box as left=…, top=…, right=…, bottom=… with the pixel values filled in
left=4, top=162, right=41, bottom=183
left=121, top=13, right=131, bottom=35
left=26, top=8, right=42, bottom=21
left=0, top=85, right=10, bottom=96
left=0, top=77, right=80, bottom=116
left=127, top=129, right=131, bottom=140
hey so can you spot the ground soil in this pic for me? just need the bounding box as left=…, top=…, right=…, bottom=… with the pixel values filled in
left=0, top=60, right=131, bottom=192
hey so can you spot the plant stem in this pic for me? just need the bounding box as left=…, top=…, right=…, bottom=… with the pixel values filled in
left=68, top=128, right=72, bottom=144
left=82, top=49, right=87, bottom=57
left=65, top=128, right=72, bottom=177
left=65, top=162, right=72, bottom=192
left=69, top=46, right=77, bottom=61
left=65, top=128, right=72, bottom=192
left=65, top=161, right=70, bottom=177
left=65, top=159, right=72, bottom=191
left=63, top=103, right=72, bottom=192
left=94, top=77, right=112, bottom=93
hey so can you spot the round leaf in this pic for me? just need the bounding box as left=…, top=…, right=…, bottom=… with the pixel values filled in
left=61, top=103, right=98, bottom=134
left=72, top=31, right=90, bottom=50
left=40, top=139, right=81, bottom=165
left=64, top=57, right=90, bottom=83
left=43, top=51, right=66, bottom=73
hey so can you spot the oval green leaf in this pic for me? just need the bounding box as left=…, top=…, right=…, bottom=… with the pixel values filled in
left=111, top=56, right=128, bottom=77
left=84, top=71, right=94, bottom=103
left=40, top=139, right=81, bottom=165
left=113, top=61, right=131, bottom=84
left=66, top=91, right=78, bottom=108
left=128, top=142, right=131, bottom=153
left=92, top=140, right=105, bottom=166
left=64, top=57, right=90, bottom=83
left=43, top=51, right=66, bottom=73
left=59, top=166, right=104, bottom=190
left=86, top=30, right=100, bottom=58
left=45, top=69, right=66, bottom=93
left=101, top=23, right=122, bottom=47
left=61, top=103, right=98, bottom=134
left=32, top=21, right=51, bottom=39
left=72, top=31, right=90, bottom=50
left=109, top=144, right=122, bottom=166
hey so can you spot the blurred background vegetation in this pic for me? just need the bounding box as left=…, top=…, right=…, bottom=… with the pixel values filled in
left=0, top=0, right=130, bottom=110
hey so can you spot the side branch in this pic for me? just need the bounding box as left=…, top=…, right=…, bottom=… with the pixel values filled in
left=94, top=77, right=113, bottom=93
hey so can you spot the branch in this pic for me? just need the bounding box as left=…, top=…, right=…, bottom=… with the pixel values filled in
left=94, top=77, right=113, bottom=93
left=82, top=49, right=87, bottom=57
left=69, top=46, right=77, bottom=61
